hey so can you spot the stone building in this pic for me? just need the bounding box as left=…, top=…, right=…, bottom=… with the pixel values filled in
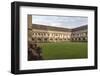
left=28, top=15, right=87, bottom=43
left=71, top=25, right=87, bottom=42
left=31, top=24, right=71, bottom=42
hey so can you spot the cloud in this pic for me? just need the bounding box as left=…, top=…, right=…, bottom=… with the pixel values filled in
left=32, top=15, right=88, bottom=28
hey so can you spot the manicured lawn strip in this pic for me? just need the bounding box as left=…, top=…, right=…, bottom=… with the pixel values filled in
left=39, top=42, right=88, bottom=60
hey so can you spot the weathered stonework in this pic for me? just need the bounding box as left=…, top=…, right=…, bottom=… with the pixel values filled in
left=28, top=15, right=87, bottom=43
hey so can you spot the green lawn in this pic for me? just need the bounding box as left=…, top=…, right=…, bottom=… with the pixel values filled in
left=39, top=42, right=88, bottom=60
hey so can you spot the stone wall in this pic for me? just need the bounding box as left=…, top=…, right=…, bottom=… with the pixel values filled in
left=28, top=15, right=87, bottom=43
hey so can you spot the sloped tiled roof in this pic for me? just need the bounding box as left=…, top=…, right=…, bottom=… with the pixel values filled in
left=72, top=25, right=87, bottom=31
left=32, top=24, right=87, bottom=32
left=32, top=24, right=71, bottom=32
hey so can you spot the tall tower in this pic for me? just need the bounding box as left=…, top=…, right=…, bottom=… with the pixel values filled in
left=28, top=15, right=32, bottom=29
left=28, top=15, right=33, bottom=42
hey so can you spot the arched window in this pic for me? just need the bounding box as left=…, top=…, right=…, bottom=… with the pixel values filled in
left=44, top=33, right=46, bottom=36
left=55, top=38, right=57, bottom=40
left=83, top=37, right=85, bottom=40
left=32, top=38, right=34, bottom=41
left=50, top=38, right=53, bottom=40
left=44, top=38, right=48, bottom=41
left=79, top=38, right=80, bottom=40
left=38, top=38, right=41, bottom=41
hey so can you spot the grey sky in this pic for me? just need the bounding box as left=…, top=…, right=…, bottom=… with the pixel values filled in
left=32, top=15, right=88, bottom=28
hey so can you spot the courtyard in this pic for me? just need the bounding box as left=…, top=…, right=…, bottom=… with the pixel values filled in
left=39, top=42, right=88, bottom=60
